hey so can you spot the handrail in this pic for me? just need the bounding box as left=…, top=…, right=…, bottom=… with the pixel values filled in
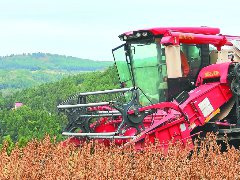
left=57, top=102, right=111, bottom=109
left=78, top=87, right=134, bottom=96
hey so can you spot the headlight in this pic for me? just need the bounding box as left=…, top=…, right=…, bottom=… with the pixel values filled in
left=142, top=32, right=148, bottom=37
left=135, top=32, right=141, bottom=37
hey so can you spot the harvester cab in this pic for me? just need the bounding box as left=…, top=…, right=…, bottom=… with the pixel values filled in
left=58, top=27, right=240, bottom=150
left=113, top=30, right=211, bottom=104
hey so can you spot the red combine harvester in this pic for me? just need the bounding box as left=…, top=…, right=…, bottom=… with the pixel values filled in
left=58, top=27, right=240, bottom=150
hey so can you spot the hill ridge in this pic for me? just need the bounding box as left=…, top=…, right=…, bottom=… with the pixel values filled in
left=0, top=53, right=113, bottom=93
left=0, top=52, right=113, bottom=71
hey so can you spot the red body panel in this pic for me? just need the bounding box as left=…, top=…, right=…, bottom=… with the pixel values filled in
left=121, top=27, right=233, bottom=48
left=181, top=83, right=232, bottom=126
left=162, top=32, right=227, bottom=47
left=124, top=27, right=220, bottom=36
left=131, top=82, right=232, bottom=150
left=196, top=62, right=231, bottom=86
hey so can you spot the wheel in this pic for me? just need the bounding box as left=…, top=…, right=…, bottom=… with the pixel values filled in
left=231, top=79, right=240, bottom=96
left=234, top=63, right=240, bottom=78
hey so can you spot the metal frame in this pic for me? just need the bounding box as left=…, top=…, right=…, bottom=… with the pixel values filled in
left=62, top=132, right=135, bottom=139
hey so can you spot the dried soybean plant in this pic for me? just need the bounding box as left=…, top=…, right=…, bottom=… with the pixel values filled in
left=0, top=134, right=240, bottom=179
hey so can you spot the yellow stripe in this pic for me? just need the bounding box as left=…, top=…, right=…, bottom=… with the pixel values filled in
left=205, top=108, right=220, bottom=123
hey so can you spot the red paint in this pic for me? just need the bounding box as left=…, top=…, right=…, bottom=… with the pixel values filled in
left=196, top=62, right=232, bottom=86
left=163, top=32, right=227, bottom=48
left=123, top=27, right=220, bottom=36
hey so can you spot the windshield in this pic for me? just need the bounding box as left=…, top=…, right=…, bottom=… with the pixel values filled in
left=112, top=42, right=167, bottom=105
left=131, top=43, right=161, bottom=104
left=112, top=44, right=133, bottom=88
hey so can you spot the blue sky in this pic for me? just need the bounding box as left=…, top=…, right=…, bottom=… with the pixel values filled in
left=0, top=0, right=240, bottom=61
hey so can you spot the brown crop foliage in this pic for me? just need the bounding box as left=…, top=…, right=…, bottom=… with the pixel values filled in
left=1, top=134, right=240, bottom=180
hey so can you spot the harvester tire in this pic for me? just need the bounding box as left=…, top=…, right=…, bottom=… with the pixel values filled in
left=234, top=63, right=240, bottom=79
left=231, top=79, right=240, bottom=96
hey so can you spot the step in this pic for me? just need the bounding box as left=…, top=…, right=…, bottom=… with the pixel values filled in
left=218, top=128, right=240, bottom=134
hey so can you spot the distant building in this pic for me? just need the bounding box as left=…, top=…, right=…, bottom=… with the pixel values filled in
left=14, top=102, right=23, bottom=109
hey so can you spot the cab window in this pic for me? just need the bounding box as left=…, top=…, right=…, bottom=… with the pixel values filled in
left=181, top=44, right=201, bottom=80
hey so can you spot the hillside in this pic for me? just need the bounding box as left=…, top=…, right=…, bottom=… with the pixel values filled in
left=0, top=53, right=112, bottom=71
left=0, top=53, right=113, bottom=93
left=0, top=66, right=119, bottom=146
